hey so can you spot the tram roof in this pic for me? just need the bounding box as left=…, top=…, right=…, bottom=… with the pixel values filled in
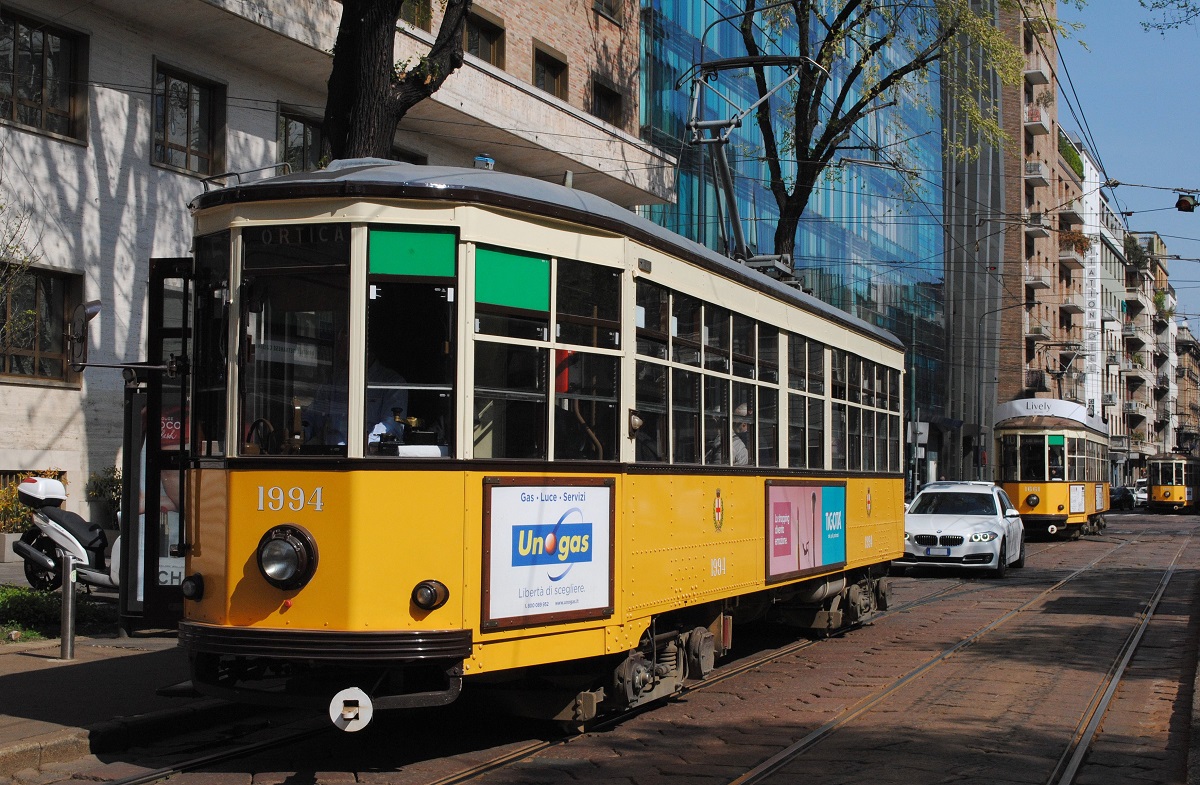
left=992, top=398, right=1108, bottom=437
left=191, top=159, right=903, bottom=352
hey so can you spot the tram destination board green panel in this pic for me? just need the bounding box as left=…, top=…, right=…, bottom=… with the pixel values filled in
left=475, top=246, right=550, bottom=312
left=369, top=227, right=456, bottom=277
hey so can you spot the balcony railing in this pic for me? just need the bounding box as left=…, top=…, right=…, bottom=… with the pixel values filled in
left=1023, top=211, right=1051, bottom=238
left=1024, top=160, right=1049, bottom=187
left=1024, top=104, right=1051, bottom=135
left=1110, top=434, right=1130, bottom=451
left=1059, top=198, right=1083, bottom=224
left=1058, top=245, right=1085, bottom=270
left=1024, top=55, right=1051, bottom=85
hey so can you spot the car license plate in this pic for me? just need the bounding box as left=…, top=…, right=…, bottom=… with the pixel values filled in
left=924, top=547, right=951, bottom=557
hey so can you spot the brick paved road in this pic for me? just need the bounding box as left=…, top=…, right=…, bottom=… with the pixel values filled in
left=9, top=513, right=1197, bottom=785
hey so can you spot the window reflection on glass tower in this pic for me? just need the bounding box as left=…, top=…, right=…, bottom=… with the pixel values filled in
left=639, top=0, right=946, bottom=428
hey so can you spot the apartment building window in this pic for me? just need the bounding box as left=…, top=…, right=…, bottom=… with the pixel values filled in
left=399, top=0, right=432, bottom=31
left=591, top=80, right=623, bottom=126
left=593, top=0, right=622, bottom=23
left=279, top=112, right=323, bottom=173
left=0, top=9, right=88, bottom=139
left=534, top=49, right=568, bottom=100
left=1, top=266, right=74, bottom=382
left=152, top=64, right=225, bottom=176
left=465, top=13, right=504, bottom=68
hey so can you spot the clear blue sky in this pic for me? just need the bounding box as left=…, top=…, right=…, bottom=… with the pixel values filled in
left=1057, top=0, right=1200, bottom=327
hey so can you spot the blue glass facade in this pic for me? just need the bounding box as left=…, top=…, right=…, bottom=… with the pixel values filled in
left=639, top=0, right=946, bottom=420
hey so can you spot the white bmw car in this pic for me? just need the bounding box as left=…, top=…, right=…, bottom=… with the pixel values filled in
left=894, top=481, right=1025, bottom=577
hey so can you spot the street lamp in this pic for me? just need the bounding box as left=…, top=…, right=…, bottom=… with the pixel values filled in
left=974, top=300, right=1031, bottom=480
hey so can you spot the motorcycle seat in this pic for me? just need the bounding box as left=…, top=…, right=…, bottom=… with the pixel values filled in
left=41, top=507, right=107, bottom=553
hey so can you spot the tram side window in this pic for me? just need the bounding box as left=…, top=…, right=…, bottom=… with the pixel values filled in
left=475, top=246, right=549, bottom=340
left=1068, top=437, right=1083, bottom=482
left=673, top=368, right=701, bottom=463
left=831, top=403, right=847, bottom=470
left=635, top=280, right=669, bottom=359
left=554, top=259, right=620, bottom=461
left=474, top=342, right=547, bottom=459
left=704, top=376, right=729, bottom=464
left=240, top=224, right=351, bottom=457
left=889, top=413, right=900, bottom=471
left=999, top=435, right=1018, bottom=482
left=634, top=360, right=667, bottom=461
left=193, top=231, right=230, bottom=457
left=788, top=393, right=807, bottom=468
left=758, top=387, right=778, bottom=467
left=672, top=293, right=701, bottom=366
left=1048, top=436, right=1065, bottom=480
left=1019, top=435, right=1046, bottom=481
left=732, top=314, right=755, bottom=378
left=364, top=225, right=458, bottom=458
left=831, top=348, right=846, bottom=400
left=888, top=368, right=900, bottom=411
left=759, top=326, right=779, bottom=383
left=705, top=305, right=730, bottom=372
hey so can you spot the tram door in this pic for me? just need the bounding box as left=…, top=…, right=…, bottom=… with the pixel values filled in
left=118, top=258, right=193, bottom=630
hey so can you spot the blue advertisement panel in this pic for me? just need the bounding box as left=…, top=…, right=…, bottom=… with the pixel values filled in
left=765, top=481, right=847, bottom=583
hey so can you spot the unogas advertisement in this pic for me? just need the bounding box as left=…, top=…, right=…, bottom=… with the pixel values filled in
left=765, top=481, right=847, bottom=582
left=483, top=479, right=613, bottom=629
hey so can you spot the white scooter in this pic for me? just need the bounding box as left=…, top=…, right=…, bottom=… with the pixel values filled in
left=11, top=477, right=120, bottom=592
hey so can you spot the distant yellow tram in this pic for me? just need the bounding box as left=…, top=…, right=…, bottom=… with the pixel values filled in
left=994, top=399, right=1108, bottom=539
left=1147, top=454, right=1200, bottom=513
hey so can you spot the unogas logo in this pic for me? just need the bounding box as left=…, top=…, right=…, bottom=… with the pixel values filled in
left=511, top=507, right=593, bottom=581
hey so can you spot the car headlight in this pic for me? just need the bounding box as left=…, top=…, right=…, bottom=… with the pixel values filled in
left=969, top=531, right=999, bottom=542
left=257, top=525, right=318, bottom=590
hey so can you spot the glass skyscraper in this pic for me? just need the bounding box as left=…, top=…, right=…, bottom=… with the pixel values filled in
left=639, top=0, right=947, bottom=442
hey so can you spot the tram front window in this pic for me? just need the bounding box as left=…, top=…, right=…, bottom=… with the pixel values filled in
left=1019, top=435, right=1046, bottom=481
left=238, top=224, right=350, bottom=456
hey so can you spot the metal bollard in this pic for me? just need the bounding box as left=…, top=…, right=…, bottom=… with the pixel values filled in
left=60, top=551, right=76, bottom=660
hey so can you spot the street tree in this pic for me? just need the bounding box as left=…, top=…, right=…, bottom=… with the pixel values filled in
left=323, top=0, right=472, bottom=160
left=724, top=0, right=1023, bottom=260
left=1139, top=0, right=1200, bottom=29
left=0, top=177, right=41, bottom=350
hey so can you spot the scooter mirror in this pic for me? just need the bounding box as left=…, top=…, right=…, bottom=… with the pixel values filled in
left=68, top=300, right=102, bottom=373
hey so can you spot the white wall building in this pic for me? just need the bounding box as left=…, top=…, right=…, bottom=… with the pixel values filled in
left=0, top=0, right=672, bottom=509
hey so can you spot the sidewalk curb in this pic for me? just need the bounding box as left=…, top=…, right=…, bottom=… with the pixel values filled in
left=0, top=699, right=233, bottom=777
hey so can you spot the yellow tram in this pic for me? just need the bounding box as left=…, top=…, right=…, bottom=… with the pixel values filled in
left=1147, top=454, right=1200, bottom=513
left=993, top=399, right=1109, bottom=539
left=145, top=161, right=906, bottom=729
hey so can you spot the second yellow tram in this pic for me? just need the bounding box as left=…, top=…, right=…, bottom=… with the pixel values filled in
left=994, top=399, right=1109, bottom=539
left=1147, top=454, right=1200, bottom=513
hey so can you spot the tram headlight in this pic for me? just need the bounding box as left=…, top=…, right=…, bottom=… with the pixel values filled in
left=1025, top=493, right=1040, bottom=508
left=969, top=531, right=998, bottom=542
left=257, top=525, right=318, bottom=590
left=411, top=579, right=449, bottom=611
left=1164, top=490, right=1172, bottom=499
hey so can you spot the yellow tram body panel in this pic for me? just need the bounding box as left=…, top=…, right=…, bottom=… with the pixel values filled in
left=1001, top=481, right=1107, bottom=526
left=184, top=468, right=904, bottom=675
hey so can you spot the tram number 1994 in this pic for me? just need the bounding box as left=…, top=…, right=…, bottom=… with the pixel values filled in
left=257, top=486, right=324, bottom=512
